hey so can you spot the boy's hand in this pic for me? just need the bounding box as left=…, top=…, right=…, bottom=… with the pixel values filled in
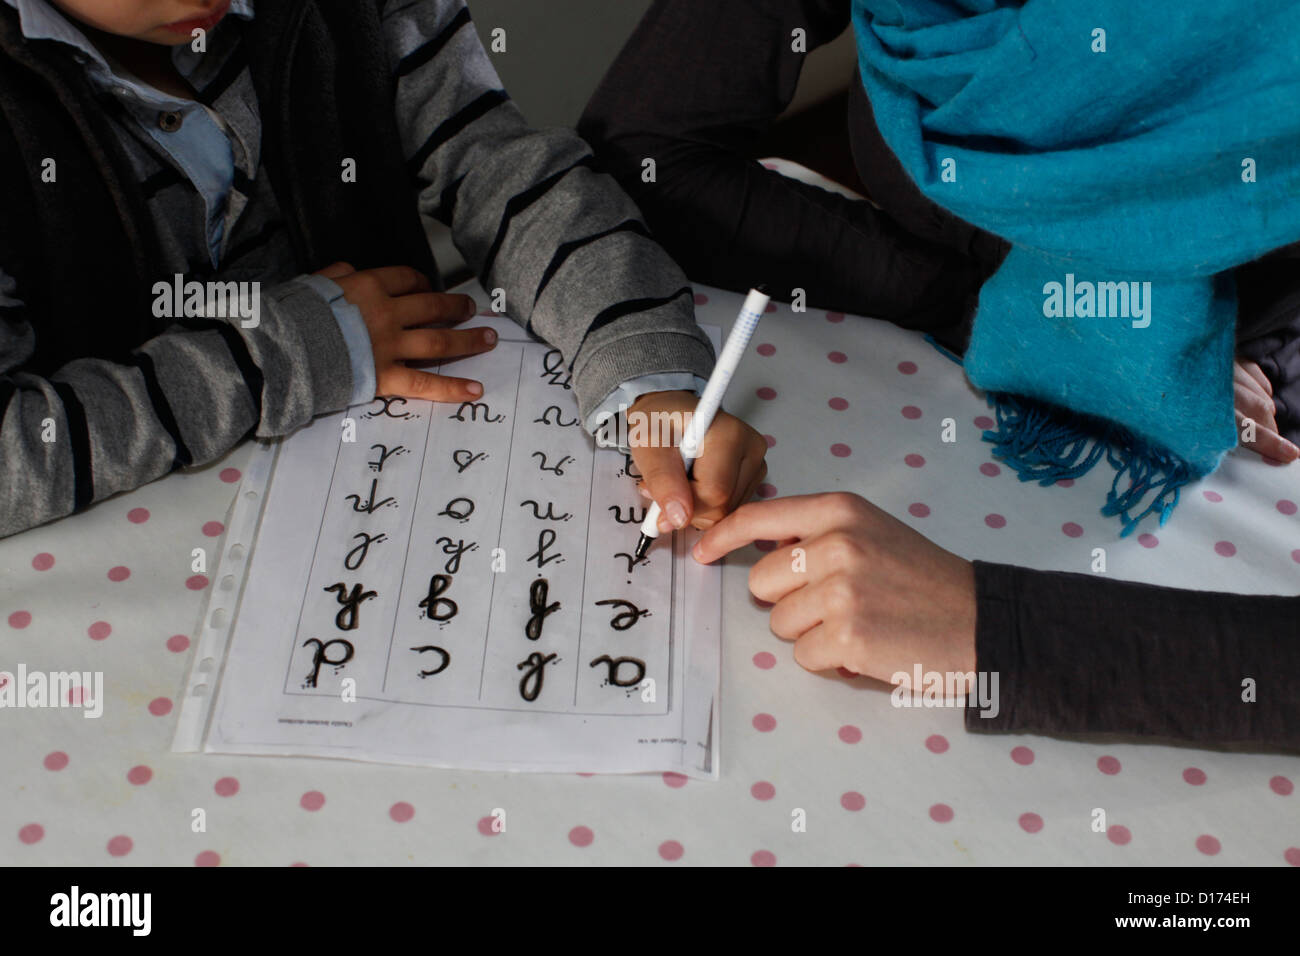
left=316, top=262, right=496, bottom=403
left=1234, top=357, right=1299, bottom=463
left=693, top=493, right=976, bottom=686
left=627, top=390, right=768, bottom=531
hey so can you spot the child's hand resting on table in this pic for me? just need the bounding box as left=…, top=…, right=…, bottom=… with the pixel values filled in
left=1234, top=357, right=1300, bottom=463
left=316, top=262, right=497, bottom=402
left=693, top=492, right=976, bottom=684
left=628, top=389, right=769, bottom=532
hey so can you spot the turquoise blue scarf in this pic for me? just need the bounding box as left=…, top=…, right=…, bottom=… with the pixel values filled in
left=851, top=0, right=1300, bottom=534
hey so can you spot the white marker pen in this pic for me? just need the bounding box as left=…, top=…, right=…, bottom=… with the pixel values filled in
left=632, top=287, right=771, bottom=560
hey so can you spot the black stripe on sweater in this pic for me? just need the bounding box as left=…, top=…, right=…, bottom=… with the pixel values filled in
left=571, top=287, right=694, bottom=359
left=129, top=351, right=193, bottom=470
left=48, top=381, right=94, bottom=511
left=396, top=6, right=471, bottom=77
left=406, top=89, right=508, bottom=179
left=174, top=319, right=265, bottom=425
left=141, top=165, right=185, bottom=200
left=430, top=174, right=466, bottom=226
left=481, top=156, right=593, bottom=281
left=197, top=44, right=249, bottom=106
left=532, top=219, right=650, bottom=306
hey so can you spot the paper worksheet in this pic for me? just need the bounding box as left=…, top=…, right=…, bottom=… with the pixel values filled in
left=174, top=318, right=721, bottom=777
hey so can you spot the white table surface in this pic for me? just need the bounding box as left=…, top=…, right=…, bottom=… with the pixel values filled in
left=3, top=266, right=1298, bottom=867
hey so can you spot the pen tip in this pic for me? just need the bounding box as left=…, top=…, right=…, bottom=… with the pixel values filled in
left=633, top=534, right=651, bottom=562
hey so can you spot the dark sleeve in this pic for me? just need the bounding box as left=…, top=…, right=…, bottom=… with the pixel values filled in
left=967, top=561, right=1300, bottom=751
left=576, top=0, right=987, bottom=333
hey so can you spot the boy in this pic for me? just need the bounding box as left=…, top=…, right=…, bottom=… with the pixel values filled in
left=0, top=0, right=767, bottom=537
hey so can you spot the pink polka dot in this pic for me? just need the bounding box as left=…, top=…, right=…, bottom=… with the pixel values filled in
left=929, top=803, right=954, bottom=823
left=901, top=405, right=922, bottom=419
left=67, top=685, right=89, bottom=707
left=1062, top=522, right=1083, bottom=538
left=1056, top=478, right=1075, bottom=487
left=838, top=725, right=862, bottom=744
left=214, top=776, right=240, bottom=797
left=756, top=343, right=776, bottom=357
left=694, top=293, right=709, bottom=306
left=826, top=312, right=845, bottom=324
left=107, top=565, right=130, bottom=582
left=300, top=791, right=325, bottom=811
left=908, top=502, right=931, bottom=518
left=662, top=772, right=687, bottom=789
left=148, top=697, right=173, bottom=717
left=1011, top=746, right=1035, bottom=765
left=984, top=513, right=1006, bottom=529
left=1196, top=835, right=1221, bottom=856
left=107, top=835, right=133, bottom=857
left=127, top=765, right=152, bottom=786
left=828, top=350, right=847, bottom=363
left=830, top=443, right=852, bottom=457
left=167, top=634, right=190, bottom=653
left=1293, top=550, right=1300, bottom=564
left=828, top=397, right=849, bottom=411
left=925, top=734, right=949, bottom=754
left=127, top=507, right=150, bottom=524
left=195, top=850, right=221, bottom=867
left=841, top=791, right=866, bottom=812
left=1107, top=825, right=1132, bottom=846
left=44, top=752, right=69, bottom=771
left=764, top=302, right=777, bottom=313
left=31, top=553, right=54, bottom=571
left=754, top=539, right=777, bottom=552
left=1278, top=499, right=1297, bottom=515
left=752, top=713, right=776, bottom=732
left=18, top=824, right=44, bottom=844
left=291, top=862, right=309, bottom=867
left=569, top=826, right=594, bottom=847
left=751, top=850, right=776, bottom=867
left=186, top=574, right=210, bottom=590
left=1270, top=775, right=1294, bottom=796
left=905, top=454, right=925, bottom=468
left=1097, top=755, right=1121, bottom=775
left=763, top=434, right=776, bottom=448
left=202, top=521, right=225, bottom=537
left=87, top=621, right=111, bottom=641
left=1138, top=533, right=1159, bottom=548
left=1286, top=848, right=1300, bottom=866
left=752, top=652, right=776, bottom=670
left=979, top=462, right=1001, bottom=477
left=219, top=468, right=241, bottom=483
left=757, top=483, right=778, bottom=498
left=974, top=415, right=995, bottom=429
left=658, top=840, right=684, bottom=861
left=1183, top=768, right=1207, bottom=786
left=1019, top=812, right=1043, bottom=834
left=756, top=387, right=777, bottom=400
left=1214, top=541, right=1236, bottom=557
left=389, top=802, right=415, bottom=823
left=477, top=815, right=501, bottom=836
left=751, top=781, right=775, bottom=801
left=8, top=610, right=31, bottom=629
left=1203, top=490, right=1223, bottom=503
left=897, top=361, right=917, bottom=375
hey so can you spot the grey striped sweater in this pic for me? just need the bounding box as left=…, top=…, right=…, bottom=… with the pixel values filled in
left=0, top=0, right=715, bottom=537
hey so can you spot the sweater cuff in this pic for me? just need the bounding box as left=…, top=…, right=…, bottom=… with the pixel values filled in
left=292, top=274, right=376, bottom=407
left=571, top=329, right=716, bottom=428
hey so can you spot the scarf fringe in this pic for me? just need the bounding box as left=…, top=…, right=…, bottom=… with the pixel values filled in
left=982, top=393, right=1194, bottom=537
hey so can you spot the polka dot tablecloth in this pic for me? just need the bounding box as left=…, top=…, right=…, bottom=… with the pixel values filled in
left=2, top=279, right=1298, bottom=866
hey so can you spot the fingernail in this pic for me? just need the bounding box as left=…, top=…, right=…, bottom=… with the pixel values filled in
left=483, top=328, right=497, bottom=345
left=657, top=516, right=673, bottom=533
left=466, top=382, right=483, bottom=397
left=665, top=501, right=688, bottom=529
left=692, top=542, right=705, bottom=562
left=638, top=486, right=653, bottom=500
left=465, top=298, right=477, bottom=316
